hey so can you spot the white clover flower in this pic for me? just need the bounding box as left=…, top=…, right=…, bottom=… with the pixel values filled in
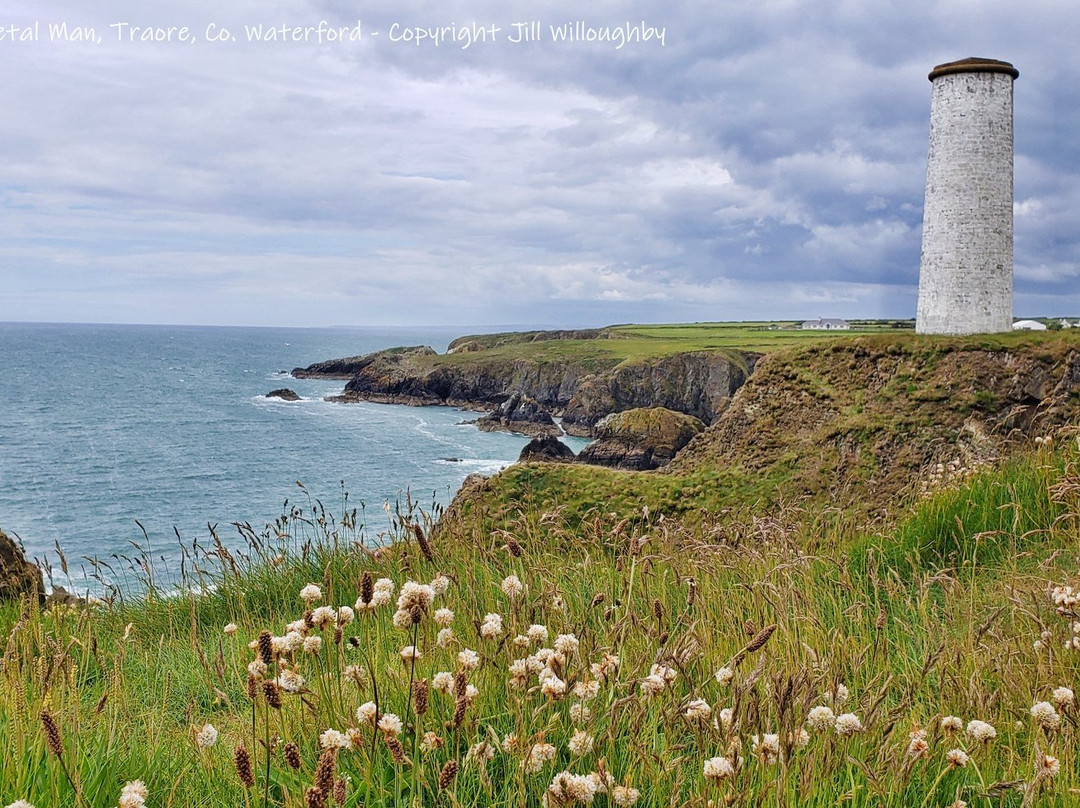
left=356, top=701, right=377, bottom=724
left=286, top=619, right=307, bottom=634
left=247, top=659, right=268, bottom=677
left=343, top=664, right=364, bottom=684
left=1052, top=686, right=1075, bottom=708
left=807, top=705, right=836, bottom=731
left=397, top=581, right=435, bottom=612
left=834, top=713, right=863, bottom=736
left=569, top=702, right=592, bottom=723
left=1040, top=754, right=1061, bottom=778
left=611, top=785, right=641, bottom=806
left=551, top=595, right=567, bottom=612
left=299, top=583, right=323, bottom=603
left=947, top=748, right=969, bottom=768
left=319, top=728, right=352, bottom=750
left=303, top=636, right=322, bottom=654
left=5, top=801, right=37, bottom=808
left=548, top=771, right=597, bottom=804
left=276, top=670, right=306, bottom=693
left=420, top=731, right=443, bottom=752
left=567, top=729, right=594, bottom=756
left=540, top=672, right=567, bottom=699
left=527, top=624, right=549, bottom=643
left=508, top=659, right=530, bottom=689
left=639, top=674, right=666, bottom=697
left=457, top=648, right=480, bottom=670
left=430, top=574, right=450, bottom=595
left=434, top=607, right=455, bottom=626
left=378, top=713, right=403, bottom=735
left=311, top=606, right=336, bottom=629
left=436, top=627, right=456, bottom=648
left=940, top=715, right=963, bottom=733
left=501, top=574, right=524, bottom=599
left=685, top=698, right=712, bottom=721
left=195, top=723, right=218, bottom=749
left=966, top=720, right=997, bottom=743
left=119, top=781, right=148, bottom=808
left=513, top=634, right=531, bottom=648
left=467, top=741, right=496, bottom=763
left=714, top=666, right=735, bottom=686
left=480, top=613, right=504, bottom=640
left=399, top=645, right=421, bottom=663
left=703, top=756, right=735, bottom=781
left=392, top=609, right=413, bottom=630
left=907, top=730, right=929, bottom=759
left=522, top=742, right=557, bottom=773
left=465, top=684, right=480, bottom=703
left=573, top=680, right=600, bottom=701
left=718, top=707, right=734, bottom=730
left=752, top=733, right=781, bottom=764
left=650, top=663, right=677, bottom=683
left=554, top=634, right=580, bottom=656
left=223, top=623, right=238, bottom=636
left=1031, top=701, right=1061, bottom=729
left=791, top=727, right=810, bottom=749
left=432, top=671, right=454, bottom=693
left=336, top=605, right=355, bottom=626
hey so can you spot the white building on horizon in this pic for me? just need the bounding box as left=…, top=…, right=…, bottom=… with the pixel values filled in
left=1012, top=319, right=1047, bottom=331
left=801, top=318, right=850, bottom=331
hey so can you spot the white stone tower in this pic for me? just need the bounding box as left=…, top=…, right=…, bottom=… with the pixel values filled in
left=916, top=57, right=1019, bottom=335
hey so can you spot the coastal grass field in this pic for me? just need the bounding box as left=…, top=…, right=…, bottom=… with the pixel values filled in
left=3, top=438, right=1080, bottom=807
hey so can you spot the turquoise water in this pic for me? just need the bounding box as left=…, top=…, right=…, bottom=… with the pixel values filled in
left=0, top=322, right=587, bottom=589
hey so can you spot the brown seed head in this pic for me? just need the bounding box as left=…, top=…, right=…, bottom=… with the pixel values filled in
left=591, top=592, right=605, bottom=608
left=247, top=673, right=260, bottom=701
left=652, top=599, right=664, bottom=622
left=360, top=571, right=373, bottom=605
left=452, top=695, right=468, bottom=729
left=315, top=748, right=338, bottom=794
left=410, top=603, right=423, bottom=625
left=454, top=670, right=468, bottom=698
left=384, top=732, right=409, bottom=765
left=304, top=610, right=315, bottom=630
left=234, top=743, right=256, bottom=788
left=263, top=679, right=283, bottom=709
left=438, top=759, right=460, bottom=790
left=333, top=627, right=343, bottom=645
left=283, top=741, right=302, bottom=770
left=332, top=778, right=347, bottom=806
left=876, top=609, right=887, bottom=631
left=506, top=538, right=524, bottom=558
left=258, top=630, right=273, bottom=665
left=413, top=523, right=435, bottom=563
left=745, top=624, right=777, bottom=654
left=94, top=693, right=108, bottom=714
left=413, top=679, right=430, bottom=716
left=304, top=786, right=327, bottom=808
left=40, top=710, right=63, bottom=758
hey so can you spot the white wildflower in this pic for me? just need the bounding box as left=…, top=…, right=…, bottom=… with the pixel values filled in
left=378, top=713, right=403, bottom=735
left=834, top=713, right=863, bottom=736
left=434, top=607, right=454, bottom=626
left=457, top=648, right=480, bottom=670
left=1030, top=701, right=1061, bottom=729
left=356, top=701, right=377, bottom=724
left=554, top=634, right=580, bottom=656
left=528, top=624, right=549, bottom=643
left=501, top=574, right=524, bottom=599
left=685, top=699, right=712, bottom=721
left=940, top=715, right=962, bottom=733
left=966, top=720, right=997, bottom=743
left=319, top=728, right=352, bottom=750
left=703, top=756, right=735, bottom=781
left=947, top=748, right=969, bottom=768
left=480, top=613, right=504, bottom=640
left=806, top=705, right=835, bottom=731
left=1052, top=686, right=1075, bottom=708
left=568, top=730, right=594, bottom=756
left=714, top=666, right=735, bottom=686
left=436, top=627, right=455, bottom=648
left=195, top=723, right=218, bottom=749
left=299, top=583, right=322, bottom=603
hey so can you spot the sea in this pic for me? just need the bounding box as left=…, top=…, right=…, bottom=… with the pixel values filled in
left=0, top=322, right=589, bottom=592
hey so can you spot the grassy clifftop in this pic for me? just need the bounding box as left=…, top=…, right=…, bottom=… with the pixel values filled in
left=447, top=330, right=1080, bottom=529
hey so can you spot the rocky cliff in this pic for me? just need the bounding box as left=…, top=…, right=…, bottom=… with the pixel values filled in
left=296, top=339, right=756, bottom=434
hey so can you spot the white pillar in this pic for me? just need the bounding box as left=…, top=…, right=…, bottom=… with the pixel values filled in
left=916, top=58, right=1018, bottom=335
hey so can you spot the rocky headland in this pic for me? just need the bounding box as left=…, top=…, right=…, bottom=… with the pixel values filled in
left=292, top=329, right=756, bottom=440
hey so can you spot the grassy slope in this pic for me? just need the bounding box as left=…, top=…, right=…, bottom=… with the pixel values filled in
left=2, top=445, right=1079, bottom=807
left=6, top=326, right=1080, bottom=807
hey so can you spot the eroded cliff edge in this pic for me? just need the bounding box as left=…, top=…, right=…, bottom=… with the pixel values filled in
left=293, top=330, right=758, bottom=436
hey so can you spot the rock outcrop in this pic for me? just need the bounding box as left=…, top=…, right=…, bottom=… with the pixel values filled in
left=296, top=340, right=755, bottom=433
left=519, top=435, right=577, bottom=463
left=266, top=388, right=301, bottom=401
left=475, top=393, right=560, bottom=438
left=0, top=529, right=43, bottom=603
left=560, top=351, right=756, bottom=435
left=577, top=408, right=706, bottom=470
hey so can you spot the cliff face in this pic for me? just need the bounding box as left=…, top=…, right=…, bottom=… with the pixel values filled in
left=668, top=336, right=1080, bottom=508
left=298, top=342, right=755, bottom=433
left=560, top=351, right=756, bottom=435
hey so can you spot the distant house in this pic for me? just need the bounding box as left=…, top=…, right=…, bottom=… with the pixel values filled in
left=1012, top=319, right=1047, bottom=331
left=801, top=318, right=850, bottom=331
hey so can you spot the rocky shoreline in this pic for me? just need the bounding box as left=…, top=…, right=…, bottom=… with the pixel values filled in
left=291, top=340, right=757, bottom=437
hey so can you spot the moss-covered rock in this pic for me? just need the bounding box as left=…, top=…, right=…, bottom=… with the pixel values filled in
left=578, top=407, right=705, bottom=470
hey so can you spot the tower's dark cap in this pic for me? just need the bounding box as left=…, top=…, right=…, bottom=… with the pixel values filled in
left=929, top=58, right=1019, bottom=81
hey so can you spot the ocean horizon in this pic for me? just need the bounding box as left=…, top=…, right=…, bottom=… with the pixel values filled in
left=0, top=321, right=588, bottom=593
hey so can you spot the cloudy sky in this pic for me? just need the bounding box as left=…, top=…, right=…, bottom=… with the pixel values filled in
left=2, top=0, right=1077, bottom=328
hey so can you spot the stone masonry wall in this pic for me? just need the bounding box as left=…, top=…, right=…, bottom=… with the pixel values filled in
left=916, top=69, right=1014, bottom=334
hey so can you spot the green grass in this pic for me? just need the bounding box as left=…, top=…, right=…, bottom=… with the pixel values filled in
left=3, top=442, right=1080, bottom=807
